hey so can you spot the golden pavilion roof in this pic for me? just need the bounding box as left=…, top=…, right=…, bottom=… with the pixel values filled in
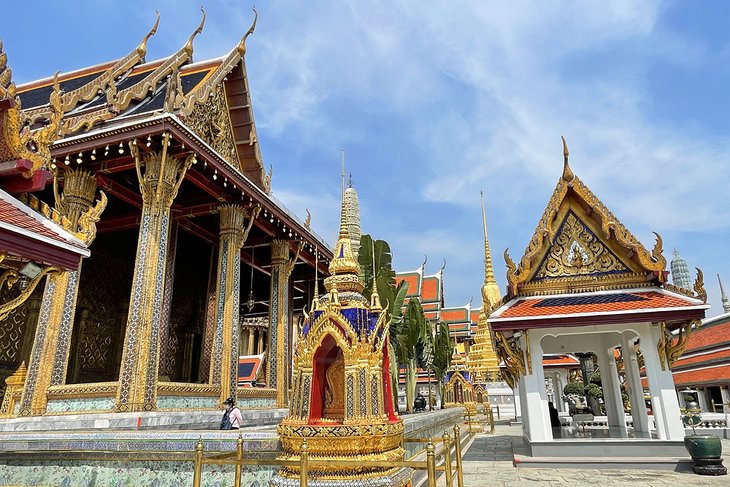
left=13, top=8, right=269, bottom=192
left=503, top=137, right=668, bottom=298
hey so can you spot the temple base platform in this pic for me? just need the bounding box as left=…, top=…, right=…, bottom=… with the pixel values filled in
left=0, top=408, right=288, bottom=432
left=0, top=408, right=464, bottom=486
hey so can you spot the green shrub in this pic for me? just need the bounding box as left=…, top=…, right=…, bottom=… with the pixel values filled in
left=563, top=381, right=585, bottom=396
left=585, top=383, right=603, bottom=400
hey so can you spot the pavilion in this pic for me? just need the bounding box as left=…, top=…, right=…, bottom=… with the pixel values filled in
left=489, top=139, right=709, bottom=458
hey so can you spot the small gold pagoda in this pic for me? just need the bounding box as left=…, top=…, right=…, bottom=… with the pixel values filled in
left=467, top=192, right=502, bottom=386
left=272, top=174, right=410, bottom=487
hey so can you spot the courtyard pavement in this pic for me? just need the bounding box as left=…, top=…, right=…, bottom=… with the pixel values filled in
left=459, top=423, right=730, bottom=486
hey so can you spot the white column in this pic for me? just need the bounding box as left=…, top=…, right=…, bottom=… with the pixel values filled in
left=514, top=385, right=522, bottom=421
left=520, top=332, right=552, bottom=441
left=721, top=387, right=730, bottom=413
left=639, top=323, right=685, bottom=440
left=596, top=340, right=627, bottom=437
left=621, top=335, right=650, bottom=435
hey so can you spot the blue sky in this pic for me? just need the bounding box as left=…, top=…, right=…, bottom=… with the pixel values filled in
left=5, top=1, right=730, bottom=316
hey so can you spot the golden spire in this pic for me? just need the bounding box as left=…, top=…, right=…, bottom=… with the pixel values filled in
left=480, top=191, right=501, bottom=310
left=324, top=151, right=363, bottom=294
left=561, top=135, right=574, bottom=182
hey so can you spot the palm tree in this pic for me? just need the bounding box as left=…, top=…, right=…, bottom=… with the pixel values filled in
left=395, top=298, right=428, bottom=413
left=358, top=235, right=408, bottom=409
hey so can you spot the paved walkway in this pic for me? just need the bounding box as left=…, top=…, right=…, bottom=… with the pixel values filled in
left=460, top=424, right=729, bottom=486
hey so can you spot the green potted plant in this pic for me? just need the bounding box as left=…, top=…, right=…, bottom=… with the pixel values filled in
left=682, top=409, right=726, bottom=475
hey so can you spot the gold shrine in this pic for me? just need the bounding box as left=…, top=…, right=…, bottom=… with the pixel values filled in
left=272, top=177, right=410, bottom=486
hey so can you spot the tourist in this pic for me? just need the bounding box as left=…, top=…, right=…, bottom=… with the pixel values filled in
left=220, top=397, right=243, bottom=430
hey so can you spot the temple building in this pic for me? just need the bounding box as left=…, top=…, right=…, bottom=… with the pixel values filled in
left=489, top=138, right=709, bottom=453
left=0, top=9, right=331, bottom=419
left=672, top=309, right=730, bottom=413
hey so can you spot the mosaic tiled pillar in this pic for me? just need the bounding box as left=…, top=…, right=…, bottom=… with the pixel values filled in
left=157, top=222, right=178, bottom=379
left=18, top=169, right=100, bottom=416
left=266, top=239, right=295, bottom=407
left=115, top=139, right=193, bottom=412
left=209, top=205, right=256, bottom=403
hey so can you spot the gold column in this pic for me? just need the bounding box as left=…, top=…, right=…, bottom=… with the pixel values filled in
left=266, top=239, right=300, bottom=407
left=208, top=205, right=258, bottom=403
left=19, top=169, right=102, bottom=416
left=258, top=329, right=264, bottom=355
left=247, top=328, right=254, bottom=355
left=115, top=137, right=193, bottom=412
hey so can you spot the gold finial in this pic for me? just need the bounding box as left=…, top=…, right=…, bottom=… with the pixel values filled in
left=184, top=7, right=206, bottom=56
left=561, top=135, right=574, bottom=181
left=136, top=11, right=161, bottom=58
left=480, top=190, right=501, bottom=309
left=235, top=7, right=258, bottom=55
left=325, top=151, right=363, bottom=293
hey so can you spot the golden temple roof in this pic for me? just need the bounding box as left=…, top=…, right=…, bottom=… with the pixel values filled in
left=503, top=137, right=668, bottom=298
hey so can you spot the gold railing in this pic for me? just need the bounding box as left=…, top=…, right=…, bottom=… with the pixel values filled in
left=465, top=409, right=495, bottom=435
left=193, top=423, right=466, bottom=487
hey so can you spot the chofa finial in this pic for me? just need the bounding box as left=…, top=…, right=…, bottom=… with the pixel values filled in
left=136, top=11, right=161, bottom=58
left=236, top=6, right=258, bottom=55
left=561, top=135, right=574, bottom=182
left=184, top=7, right=207, bottom=56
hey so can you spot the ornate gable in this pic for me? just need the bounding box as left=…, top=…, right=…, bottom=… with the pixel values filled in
left=182, top=83, right=239, bottom=171
left=504, top=138, right=667, bottom=297
left=532, top=210, right=632, bottom=280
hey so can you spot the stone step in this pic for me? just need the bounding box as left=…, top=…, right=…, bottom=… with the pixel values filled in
left=514, top=454, right=694, bottom=471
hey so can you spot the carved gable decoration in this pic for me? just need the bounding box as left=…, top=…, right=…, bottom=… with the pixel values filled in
left=504, top=163, right=667, bottom=297
left=532, top=210, right=630, bottom=281
left=182, top=83, right=240, bottom=171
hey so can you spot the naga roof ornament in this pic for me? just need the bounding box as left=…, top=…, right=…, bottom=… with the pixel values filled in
left=503, top=136, right=668, bottom=297
left=0, top=41, right=61, bottom=175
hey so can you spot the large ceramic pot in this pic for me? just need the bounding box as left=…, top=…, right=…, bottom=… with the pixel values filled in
left=684, top=435, right=727, bottom=475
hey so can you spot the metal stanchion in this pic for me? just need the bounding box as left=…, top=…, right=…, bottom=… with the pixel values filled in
left=453, top=424, right=464, bottom=487
left=300, top=439, right=309, bottom=487
left=426, top=439, right=436, bottom=487
left=443, top=431, right=453, bottom=487
left=193, top=438, right=204, bottom=487
left=234, top=434, right=243, bottom=487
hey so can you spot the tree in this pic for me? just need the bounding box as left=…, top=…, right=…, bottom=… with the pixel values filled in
left=394, top=298, right=428, bottom=413
left=431, top=321, right=452, bottom=408
left=358, top=235, right=407, bottom=409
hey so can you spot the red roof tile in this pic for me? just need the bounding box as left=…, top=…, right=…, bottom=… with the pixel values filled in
left=441, top=309, right=469, bottom=322
left=0, top=197, right=79, bottom=245
left=499, top=291, right=698, bottom=318
left=543, top=354, right=580, bottom=367
left=674, top=349, right=730, bottom=368
left=682, top=321, right=730, bottom=353
left=396, top=274, right=420, bottom=297
left=673, top=364, right=730, bottom=386
left=421, top=276, right=439, bottom=303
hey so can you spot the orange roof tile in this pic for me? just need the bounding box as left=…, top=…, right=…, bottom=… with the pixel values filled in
left=421, top=276, right=439, bottom=303
left=395, top=274, right=420, bottom=297
left=543, top=354, right=580, bottom=367
left=441, top=308, right=469, bottom=322
left=674, top=348, right=730, bottom=368
left=673, top=364, right=730, bottom=387
left=499, top=291, right=695, bottom=318
left=682, top=320, right=730, bottom=353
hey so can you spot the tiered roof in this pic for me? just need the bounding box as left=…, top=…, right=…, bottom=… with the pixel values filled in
left=672, top=313, right=730, bottom=387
